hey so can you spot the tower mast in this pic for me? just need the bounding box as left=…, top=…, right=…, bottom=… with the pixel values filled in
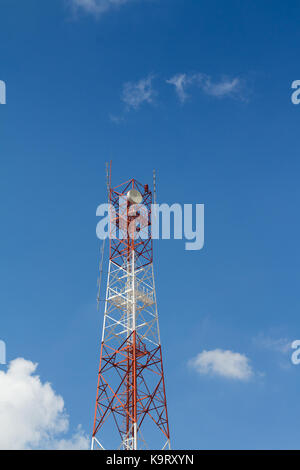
left=92, top=175, right=170, bottom=450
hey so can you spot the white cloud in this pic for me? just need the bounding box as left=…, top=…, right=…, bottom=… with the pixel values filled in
left=109, top=113, right=125, bottom=124
left=201, top=76, right=240, bottom=97
left=252, top=334, right=293, bottom=371
left=166, top=74, right=194, bottom=103
left=69, top=0, right=134, bottom=16
left=0, top=358, right=89, bottom=450
left=253, top=334, right=292, bottom=355
left=122, top=75, right=155, bottom=110
left=52, top=425, right=90, bottom=450
left=189, top=349, right=253, bottom=381
left=166, top=73, right=242, bottom=102
left=112, top=72, right=242, bottom=119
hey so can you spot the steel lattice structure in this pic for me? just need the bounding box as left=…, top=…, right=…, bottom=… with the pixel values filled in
left=91, top=177, right=170, bottom=450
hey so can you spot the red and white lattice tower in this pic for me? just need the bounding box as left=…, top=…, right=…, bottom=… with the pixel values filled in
left=91, top=175, right=170, bottom=450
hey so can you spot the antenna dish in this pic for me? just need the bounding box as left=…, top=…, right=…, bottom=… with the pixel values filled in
left=127, top=189, right=143, bottom=204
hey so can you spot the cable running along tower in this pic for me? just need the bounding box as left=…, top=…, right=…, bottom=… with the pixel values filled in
left=91, top=172, right=170, bottom=450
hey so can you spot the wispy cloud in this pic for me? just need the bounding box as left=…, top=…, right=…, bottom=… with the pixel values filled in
left=253, top=334, right=292, bottom=355
left=0, top=358, right=89, bottom=449
left=252, top=333, right=293, bottom=371
left=166, top=72, right=243, bottom=103
left=110, top=72, right=245, bottom=123
left=122, top=75, right=156, bottom=110
left=189, top=349, right=253, bottom=381
left=201, top=76, right=241, bottom=97
left=166, top=74, right=194, bottom=103
left=69, top=0, right=134, bottom=16
left=109, top=113, right=125, bottom=124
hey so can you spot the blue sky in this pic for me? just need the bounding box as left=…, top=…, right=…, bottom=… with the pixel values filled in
left=1, top=0, right=300, bottom=449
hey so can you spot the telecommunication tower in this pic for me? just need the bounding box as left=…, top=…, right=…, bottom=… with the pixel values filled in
left=91, top=171, right=170, bottom=450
